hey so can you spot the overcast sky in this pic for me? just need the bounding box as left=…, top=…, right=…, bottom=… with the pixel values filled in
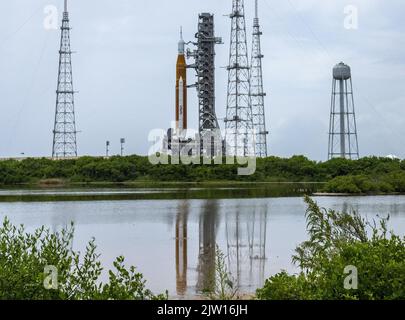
left=0, top=0, right=404, bottom=160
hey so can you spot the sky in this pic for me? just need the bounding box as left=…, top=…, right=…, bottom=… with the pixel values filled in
left=0, top=0, right=404, bottom=160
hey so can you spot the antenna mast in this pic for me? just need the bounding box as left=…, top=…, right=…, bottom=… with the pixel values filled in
left=52, top=0, right=78, bottom=158
left=224, top=0, right=255, bottom=157
left=250, top=0, right=269, bottom=157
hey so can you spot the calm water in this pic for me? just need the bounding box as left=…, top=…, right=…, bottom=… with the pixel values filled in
left=0, top=190, right=404, bottom=299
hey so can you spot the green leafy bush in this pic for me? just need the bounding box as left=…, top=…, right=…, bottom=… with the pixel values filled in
left=324, top=174, right=398, bottom=194
left=256, top=196, right=405, bottom=300
left=0, top=156, right=404, bottom=191
left=256, top=272, right=312, bottom=300
left=0, top=218, right=167, bottom=300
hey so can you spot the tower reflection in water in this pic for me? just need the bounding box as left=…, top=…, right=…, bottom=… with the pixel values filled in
left=196, top=200, right=219, bottom=293
left=226, top=204, right=268, bottom=291
left=174, top=200, right=268, bottom=297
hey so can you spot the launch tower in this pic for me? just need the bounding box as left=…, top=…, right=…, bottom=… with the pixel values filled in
left=188, top=13, right=222, bottom=156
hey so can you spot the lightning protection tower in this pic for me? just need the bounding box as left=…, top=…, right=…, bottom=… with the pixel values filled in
left=225, top=0, right=255, bottom=157
left=52, top=0, right=78, bottom=158
left=188, top=13, right=222, bottom=157
left=328, top=62, right=359, bottom=160
left=250, top=0, right=268, bottom=158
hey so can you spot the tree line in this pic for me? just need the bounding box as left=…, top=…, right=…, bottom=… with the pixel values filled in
left=0, top=155, right=404, bottom=193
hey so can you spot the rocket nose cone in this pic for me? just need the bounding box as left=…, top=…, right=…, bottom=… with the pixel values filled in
left=178, top=27, right=185, bottom=54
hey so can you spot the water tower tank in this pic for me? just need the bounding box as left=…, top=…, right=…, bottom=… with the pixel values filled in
left=333, top=62, right=351, bottom=80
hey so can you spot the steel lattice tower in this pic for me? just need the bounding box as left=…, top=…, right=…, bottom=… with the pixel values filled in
left=225, top=0, right=255, bottom=157
left=188, top=14, right=222, bottom=156
left=52, top=0, right=78, bottom=158
left=328, top=62, right=359, bottom=160
left=250, top=0, right=268, bottom=158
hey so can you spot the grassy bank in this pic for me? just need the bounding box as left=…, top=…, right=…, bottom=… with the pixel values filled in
left=0, top=182, right=321, bottom=202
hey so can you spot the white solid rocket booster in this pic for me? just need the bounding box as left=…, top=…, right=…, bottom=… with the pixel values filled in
left=178, top=77, right=184, bottom=132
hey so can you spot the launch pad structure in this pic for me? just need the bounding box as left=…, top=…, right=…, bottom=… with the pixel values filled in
left=165, top=1, right=272, bottom=160
left=188, top=13, right=223, bottom=156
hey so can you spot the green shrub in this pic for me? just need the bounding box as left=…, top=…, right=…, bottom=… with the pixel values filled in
left=257, top=272, right=313, bottom=300
left=324, top=176, right=362, bottom=193
left=0, top=155, right=404, bottom=188
left=0, top=218, right=167, bottom=300
left=324, top=174, right=398, bottom=194
left=257, top=196, right=405, bottom=300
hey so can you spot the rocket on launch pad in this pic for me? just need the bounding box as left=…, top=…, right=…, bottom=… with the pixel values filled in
left=176, top=28, right=187, bottom=134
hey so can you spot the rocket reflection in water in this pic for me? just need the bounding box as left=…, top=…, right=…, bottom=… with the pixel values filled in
left=174, top=200, right=268, bottom=297
left=175, top=201, right=189, bottom=296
